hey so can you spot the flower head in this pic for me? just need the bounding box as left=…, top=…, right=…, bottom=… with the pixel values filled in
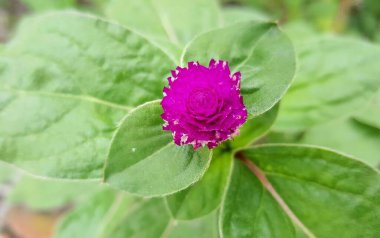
left=161, top=59, right=248, bottom=149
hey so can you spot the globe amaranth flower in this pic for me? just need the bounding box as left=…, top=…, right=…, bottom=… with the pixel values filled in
left=161, top=59, right=248, bottom=149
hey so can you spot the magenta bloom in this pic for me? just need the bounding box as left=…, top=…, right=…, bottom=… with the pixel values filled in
left=161, top=59, right=248, bottom=149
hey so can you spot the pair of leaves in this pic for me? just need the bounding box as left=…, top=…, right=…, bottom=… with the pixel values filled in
left=165, top=145, right=380, bottom=238
left=104, top=100, right=278, bottom=197
left=56, top=145, right=380, bottom=238
left=104, top=101, right=212, bottom=197
left=103, top=17, right=294, bottom=195
left=0, top=10, right=295, bottom=189
left=222, top=145, right=380, bottom=238
left=161, top=105, right=278, bottom=220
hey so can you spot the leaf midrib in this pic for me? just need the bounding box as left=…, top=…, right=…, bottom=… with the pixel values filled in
left=238, top=155, right=316, bottom=238
left=264, top=171, right=378, bottom=206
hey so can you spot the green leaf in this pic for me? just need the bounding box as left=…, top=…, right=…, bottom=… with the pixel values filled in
left=8, top=175, right=101, bottom=210
left=56, top=190, right=219, bottom=238
left=182, top=21, right=296, bottom=116
left=224, top=145, right=380, bottom=238
left=276, top=35, right=380, bottom=131
left=166, top=151, right=232, bottom=220
left=104, top=101, right=212, bottom=197
left=4, top=12, right=175, bottom=106
left=230, top=103, right=278, bottom=149
left=110, top=198, right=171, bottom=238
left=221, top=158, right=296, bottom=238
left=354, top=91, right=380, bottom=130
left=301, top=118, right=380, bottom=168
left=0, top=12, right=175, bottom=179
left=55, top=189, right=140, bottom=238
left=106, top=0, right=222, bottom=46
left=0, top=80, right=124, bottom=179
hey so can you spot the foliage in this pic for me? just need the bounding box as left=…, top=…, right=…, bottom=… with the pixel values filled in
left=0, top=0, right=379, bottom=237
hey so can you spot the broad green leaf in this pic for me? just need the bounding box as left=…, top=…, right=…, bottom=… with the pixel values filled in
left=222, top=7, right=270, bottom=25
left=0, top=12, right=175, bottom=179
left=4, top=12, right=175, bottom=106
left=230, top=103, right=278, bottom=149
left=354, top=91, right=380, bottom=130
left=221, top=158, right=296, bottom=238
left=276, top=35, right=380, bottom=131
left=182, top=21, right=296, bottom=116
left=301, top=118, right=380, bottom=168
left=55, top=189, right=140, bottom=238
left=104, top=101, right=212, bottom=197
left=0, top=79, right=125, bottom=179
left=228, top=145, right=380, bottom=238
left=8, top=175, right=100, bottom=210
left=106, top=0, right=222, bottom=46
left=166, top=151, right=232, bottom=220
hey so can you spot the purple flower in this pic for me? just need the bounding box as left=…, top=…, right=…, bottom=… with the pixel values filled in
left=161, top=59, right=248, bottom=149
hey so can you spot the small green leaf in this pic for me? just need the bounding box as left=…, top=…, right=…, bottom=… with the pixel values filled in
left=0, top=12, right=175, bottom=179
left=166, top=151, right=232, bottom=220
left=182, top=21, right=296, bottom=116
left=301, top=118, right=380, bottom=168
left=104, top=101, right=212, bottom=197
left=276, top=35, right=380, bottom=131
left=225, top=145, right=380, bottom=238
left=230, top=103, right=278, bottom=149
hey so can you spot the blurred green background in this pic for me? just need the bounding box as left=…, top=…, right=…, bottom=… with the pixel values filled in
left=0, top=0, right=379, bottom=237
left=1, top=0, right=379, bottom=42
